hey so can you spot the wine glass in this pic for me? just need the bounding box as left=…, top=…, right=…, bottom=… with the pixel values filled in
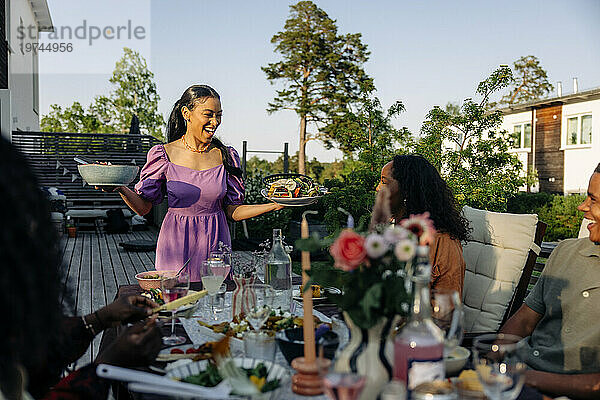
left=245, top=283, right=275, bottom=331
left=431, top=288, right=464, bottom=357
left=472, top=334, right=527, bottom=400
left=160, top=269, right=190, bottom=346
left=201, top=260, right=230, bottom=320
left=316, top=345, right=364, bottom=400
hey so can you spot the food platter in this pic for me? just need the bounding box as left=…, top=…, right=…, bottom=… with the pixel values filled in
left=261, top=173, right=327, bottom=207
left=292, top=287, right=341, bottom=304
left=260, top=188, right=326, bottom=206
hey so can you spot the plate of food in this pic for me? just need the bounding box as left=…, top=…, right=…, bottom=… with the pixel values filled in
left=166, top=357, right=290, bottom=399
left=292, top=285, right=341, bottom=304
left=261, top=174, right=327, bottom=206
left=197, top=310, right=330, bottom=340
left=156, top=340, right=222, bottom=362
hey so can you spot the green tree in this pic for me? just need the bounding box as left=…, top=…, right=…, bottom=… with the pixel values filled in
left=498, top=55, right=553, bottom=106
left=262, top=1, right=373, bottom=174
left=416, top=66, right=525, bottom=212
left=41, top=48, right=164, bottom=139
left=322, top=95, right=411, bottom=233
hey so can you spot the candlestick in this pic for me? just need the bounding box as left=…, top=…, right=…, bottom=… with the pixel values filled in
left=291, top=211, right=330, bottom=395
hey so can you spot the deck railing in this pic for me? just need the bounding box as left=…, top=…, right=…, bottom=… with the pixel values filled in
left=12, top=131, right=162, bottom=209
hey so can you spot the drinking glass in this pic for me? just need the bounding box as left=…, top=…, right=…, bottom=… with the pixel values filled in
left=210, top=251, right=232, bottom=279
left=201, top=260, right=230, bottom=320
left=160, top=269, right=190, bottom=346
left=321, top=371, right=366, bottom=400
left=244, top=331, right=277, bottom=361
left=431, top=288, right=464, bottom=356
left=473, top=334, right=527, bottom=400
left=244, top=283, right=275, bottom=331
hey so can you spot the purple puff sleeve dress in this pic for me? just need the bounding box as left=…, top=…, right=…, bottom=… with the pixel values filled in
left=134, top=144, right=244, bottom=281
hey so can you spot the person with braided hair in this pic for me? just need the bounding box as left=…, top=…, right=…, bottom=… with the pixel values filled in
left=115, top=85, right=283, bottom=281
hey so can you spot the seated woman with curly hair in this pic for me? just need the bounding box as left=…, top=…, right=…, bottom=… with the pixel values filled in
left=376, top=154, right=470, bottom=295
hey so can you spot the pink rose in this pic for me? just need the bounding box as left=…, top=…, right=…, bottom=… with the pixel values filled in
left=330, top=230, right=367, bottom=271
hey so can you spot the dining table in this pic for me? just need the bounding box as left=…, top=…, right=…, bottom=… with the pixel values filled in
left=98, top=278, right=339, bottom=400
left=98, top=281, right=548, bottom=400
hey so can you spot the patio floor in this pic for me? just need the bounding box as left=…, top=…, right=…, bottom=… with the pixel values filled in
left=60, top=229, right=159, bottom=367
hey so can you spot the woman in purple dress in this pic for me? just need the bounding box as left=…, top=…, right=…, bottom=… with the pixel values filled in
left=115, top=85, right=283, bottom=281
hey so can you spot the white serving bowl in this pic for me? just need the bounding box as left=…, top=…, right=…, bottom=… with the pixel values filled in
left=444, top=346, right=470, bottom=376
left=78, top=164, right=139, bottom=186
left=166, top=357, right=290, bottom=399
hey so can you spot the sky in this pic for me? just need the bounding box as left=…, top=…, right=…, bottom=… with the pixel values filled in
left=39, top=0, right=600, bottom=162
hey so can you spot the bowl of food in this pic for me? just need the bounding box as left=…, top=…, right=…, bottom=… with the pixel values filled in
left=77, top=164, right=139, bottom=186
left=135, top=270, right=162, bottom=290
left=261, top=173, right=327, bottom=206
left=444, top=346, right=470, bottom=376
left=165, top=357, right=290, bottom=399
left=275, top=327, right=339, bottom=366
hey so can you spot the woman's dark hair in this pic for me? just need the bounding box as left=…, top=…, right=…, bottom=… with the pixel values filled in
left=167, top=85, right=242, bottom=178
left=391, top=154, right=470, bottom=242
left=0, top=137, right=71, bottom=397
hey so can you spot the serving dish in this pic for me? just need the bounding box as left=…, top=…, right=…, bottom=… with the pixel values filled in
left=77, top=164, right=139, bottom=186
left=165, top=357, right=290, bottom=400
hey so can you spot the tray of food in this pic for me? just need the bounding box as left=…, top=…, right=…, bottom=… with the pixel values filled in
left=292, top=284, right=341, bottom=304
left=261, top=174, right=327, bottom=206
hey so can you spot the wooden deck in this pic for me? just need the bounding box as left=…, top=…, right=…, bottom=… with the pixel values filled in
left=60, top=229, right=159, bottom=367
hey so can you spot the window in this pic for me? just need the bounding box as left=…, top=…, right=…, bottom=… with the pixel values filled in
left=511, top=122, right=532, bottom=149
left=566, top=114, right=592, bottom=146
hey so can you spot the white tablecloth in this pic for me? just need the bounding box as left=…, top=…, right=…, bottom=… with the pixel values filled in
left=179, top=296, right=332, bottom=400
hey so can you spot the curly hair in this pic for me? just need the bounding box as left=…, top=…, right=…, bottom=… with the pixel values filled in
left=0, top=137, right=72, bottom=397
left=391, top=154, right=471, bottom=242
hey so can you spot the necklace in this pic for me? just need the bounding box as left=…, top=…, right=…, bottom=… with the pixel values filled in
left=181, top=135, right=211, bottom=153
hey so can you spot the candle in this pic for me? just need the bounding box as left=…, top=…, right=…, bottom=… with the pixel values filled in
left=301, top=214, right=316, bottom=363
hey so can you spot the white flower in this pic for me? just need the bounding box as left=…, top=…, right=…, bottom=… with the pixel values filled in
left=383, top=225, right=410, bottom=245
left=394, top=239, right=417, bottom=261
left=283, top=312, right=291, bottom=318
left=365, top=233, right=388, bottom=258
left=401, top=302, right=409, bottom=313
left=382, top=270, right=392, bottom=279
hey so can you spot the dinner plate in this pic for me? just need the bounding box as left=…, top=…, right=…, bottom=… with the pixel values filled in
left=260, top=188, right=327, bottom=207
left=165, top=357, right=291, bottom=400
left=292, top=287, right=340, bottom=304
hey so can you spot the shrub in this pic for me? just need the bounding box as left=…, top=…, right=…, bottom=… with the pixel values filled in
left=507, top=192, right=585, bottom=241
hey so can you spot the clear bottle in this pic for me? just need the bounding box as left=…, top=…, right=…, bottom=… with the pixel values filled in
left=393, top=245, right=445, bottom=396
left=265, top=229, right=292, bottom=311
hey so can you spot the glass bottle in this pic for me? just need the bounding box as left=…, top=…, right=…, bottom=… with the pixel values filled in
left=265, top=229, right=292, bottom=311
left=393, top=245, right=445, bottom=395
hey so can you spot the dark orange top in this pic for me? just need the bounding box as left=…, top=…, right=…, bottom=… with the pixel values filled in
left=428, top=232, right=465, bottom=296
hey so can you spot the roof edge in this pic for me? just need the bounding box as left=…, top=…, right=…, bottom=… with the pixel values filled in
left=498, top=86, right=600, bottom=115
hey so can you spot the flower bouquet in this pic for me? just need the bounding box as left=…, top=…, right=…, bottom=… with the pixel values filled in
left=296, top=188, right=436, bottom=330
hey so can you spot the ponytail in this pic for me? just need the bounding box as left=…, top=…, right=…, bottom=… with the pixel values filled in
left=212, top=137, right=243, bottom=178
left=167, top=99, right=187, bottom=143
left=166, top=85, right=243, bottom=179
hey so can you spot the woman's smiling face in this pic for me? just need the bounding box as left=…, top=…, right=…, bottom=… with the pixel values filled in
left=182, top=97, right=222, bottom=143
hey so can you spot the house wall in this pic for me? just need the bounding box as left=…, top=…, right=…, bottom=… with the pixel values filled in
left=500, top=110, right=532, bottom=191
left=561, top=99, right=600, bottom=194
left=8, top=0, right=40, bottom=132
left=535, top=105, right=564, bottom=193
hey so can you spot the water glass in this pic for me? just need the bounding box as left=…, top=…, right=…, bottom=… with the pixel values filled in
left=473, top=334, right=527, bottom=400
left=213, top=284, right=227, bottom=314
left=431, top=288, right=464, bottom=356
left=243, top=331, right=277, bottom=362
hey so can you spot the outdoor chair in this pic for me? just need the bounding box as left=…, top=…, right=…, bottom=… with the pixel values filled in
left=461, top=206, right=547, bottom=334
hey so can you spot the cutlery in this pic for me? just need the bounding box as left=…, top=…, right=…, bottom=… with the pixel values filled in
left=176, top=258, right=191, bottom=277
left=73, top=156, right=94, bottom=165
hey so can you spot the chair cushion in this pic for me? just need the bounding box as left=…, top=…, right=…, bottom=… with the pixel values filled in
left=462, top=206, right=538, bottom=332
